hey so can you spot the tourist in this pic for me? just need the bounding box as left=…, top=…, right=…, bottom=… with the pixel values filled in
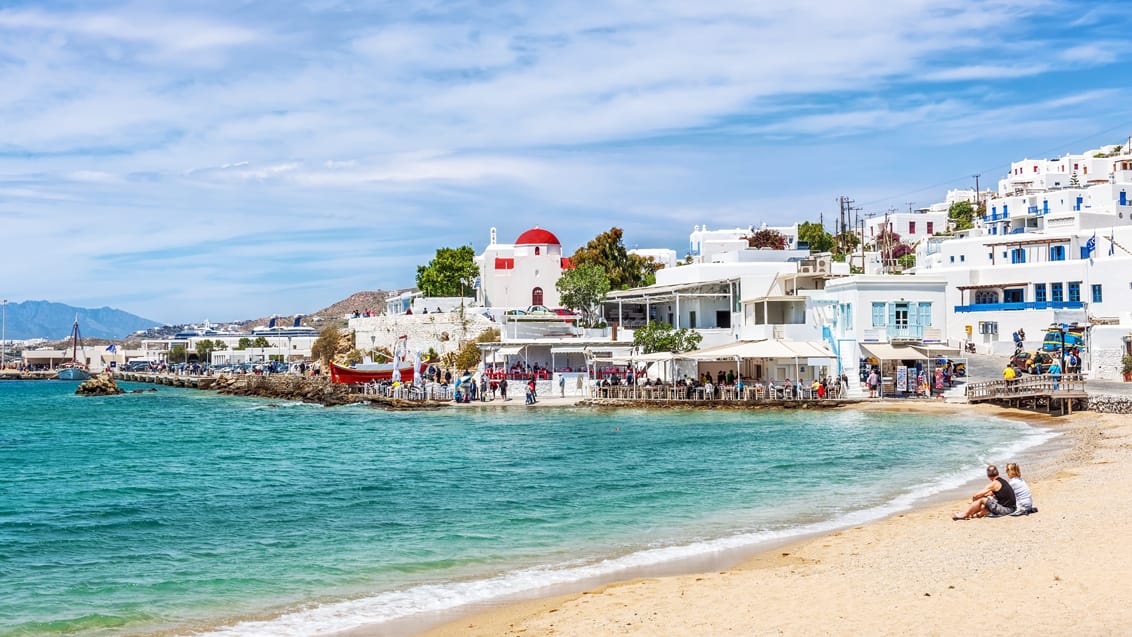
left=867, top=369, right=879, bottom=398
left=1006, top=463, right=1036, bottom=514
left=500, top=377, right=509, bottom=401
left=1047, top=357, right=1062, bottom=391
left=1003, top=361, right=1017, bottom=391
left=952, top=465, right=1016, bottom=520
left=1066, top=348, right=1081, bottom=374
left=559, top=374, right=566, bottom=397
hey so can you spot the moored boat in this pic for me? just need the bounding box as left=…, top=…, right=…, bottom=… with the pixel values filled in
left=55, top=316, right=91, bottom=381
left=329, top=361, right=428, bottom=385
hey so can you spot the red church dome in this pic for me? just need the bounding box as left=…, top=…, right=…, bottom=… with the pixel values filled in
left=514, top=227, right=561, bottom=246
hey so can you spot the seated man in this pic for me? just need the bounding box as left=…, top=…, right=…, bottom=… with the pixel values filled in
left=953, top=465, right=1017, bottom=520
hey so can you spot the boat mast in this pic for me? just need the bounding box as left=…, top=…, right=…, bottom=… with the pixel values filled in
left=72, top=315, right=80, bottom=365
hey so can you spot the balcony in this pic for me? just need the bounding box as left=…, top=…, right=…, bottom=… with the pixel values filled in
left=954, top=301, right=1084, bottom=313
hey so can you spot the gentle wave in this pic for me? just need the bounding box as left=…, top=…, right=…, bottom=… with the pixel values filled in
left=196, top=425, right=1059, bottom=637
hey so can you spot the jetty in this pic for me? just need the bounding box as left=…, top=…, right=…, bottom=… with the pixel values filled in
left=965, top=373, right=1088, bottom=414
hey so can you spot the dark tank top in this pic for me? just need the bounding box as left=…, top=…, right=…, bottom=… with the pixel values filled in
left=994, top=477, right=1016, bottom=509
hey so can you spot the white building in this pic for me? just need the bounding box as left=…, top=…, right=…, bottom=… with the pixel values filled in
left=687, top=223, right=800, bottom=263
left=911, top=141, right=1132, bottom=376
left=476, top=226, right=571, bottom=310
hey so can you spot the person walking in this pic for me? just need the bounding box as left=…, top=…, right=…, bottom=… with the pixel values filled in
left=559, top=374, right=566, bottom=397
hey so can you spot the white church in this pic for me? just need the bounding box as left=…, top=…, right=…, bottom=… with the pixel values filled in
left=475, top=227, right=573, bottom=311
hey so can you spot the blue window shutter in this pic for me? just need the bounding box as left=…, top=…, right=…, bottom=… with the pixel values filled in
left=887, top=303, right=896, bottom=327
left=919, top=303, right=932, bottom=326
left=1121, top=191, right=1127, bottom=206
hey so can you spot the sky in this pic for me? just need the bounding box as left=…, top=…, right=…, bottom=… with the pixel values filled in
left=2, top=0, right=1131, bottom=324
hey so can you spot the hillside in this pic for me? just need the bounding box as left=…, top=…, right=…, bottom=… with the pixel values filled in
left=227, top=289, right=415, bottom=332
left=2, top=300, right=161, bottom=340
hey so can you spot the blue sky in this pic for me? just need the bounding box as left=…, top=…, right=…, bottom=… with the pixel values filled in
left=2, top=1, right=1131, bottom=323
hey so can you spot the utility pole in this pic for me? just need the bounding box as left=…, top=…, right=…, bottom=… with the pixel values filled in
left=973, top=174, right=981, bottom=213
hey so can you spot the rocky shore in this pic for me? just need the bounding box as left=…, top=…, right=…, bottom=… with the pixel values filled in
left=75, top=373, right=125, bottom=396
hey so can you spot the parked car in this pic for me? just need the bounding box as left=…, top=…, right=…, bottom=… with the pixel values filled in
left=551, top=308, right=577, bottom=322
left=504, top=309, right=526, bottom=316
left=526, top=305, right=553, bottom=315
left=1010, top=350, right=1055, bottom=374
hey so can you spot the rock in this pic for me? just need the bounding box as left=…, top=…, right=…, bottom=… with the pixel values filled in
left=76, top=373, right=126, bottom=396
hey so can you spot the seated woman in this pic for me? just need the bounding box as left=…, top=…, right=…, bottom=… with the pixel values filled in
left=1006, top=462, right=1037, bottom=514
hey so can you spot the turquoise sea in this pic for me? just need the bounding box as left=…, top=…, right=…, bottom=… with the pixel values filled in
left=1, top=380, right=1055, bottom=636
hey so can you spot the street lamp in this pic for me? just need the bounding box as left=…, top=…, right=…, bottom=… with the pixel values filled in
left=1, top=299, right=7, bottom=371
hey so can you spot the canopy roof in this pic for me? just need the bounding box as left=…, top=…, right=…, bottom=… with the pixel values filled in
left=684, top=340, right=834, bottom=360
left=860, top=342, right=927, bottom=361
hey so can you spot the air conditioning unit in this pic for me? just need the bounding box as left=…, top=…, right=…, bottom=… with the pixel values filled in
left=798, top=264, right=813, bottom=273
left=978, top=321, right=999, bottom=335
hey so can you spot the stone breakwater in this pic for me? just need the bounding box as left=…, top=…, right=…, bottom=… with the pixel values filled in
left=113, top=372, right=356, bottom=406
left=1085, top=393, right=1132, bottom=414
left=211, top=375, right=357, bottom=406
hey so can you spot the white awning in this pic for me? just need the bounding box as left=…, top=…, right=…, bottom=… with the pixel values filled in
left=685, top=340, right=835, bottom=361
left=491, top=345, right=525, bottom=357
left=550, top=346, right=589, bottom=354
left=860, top=343, right=927, bottom=361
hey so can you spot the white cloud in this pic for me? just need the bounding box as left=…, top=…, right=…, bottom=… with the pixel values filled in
left=1, top=0, right=1128, bottom=321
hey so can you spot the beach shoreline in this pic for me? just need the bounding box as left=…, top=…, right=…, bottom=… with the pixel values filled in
left=397, top=401, right=1128, bottom=637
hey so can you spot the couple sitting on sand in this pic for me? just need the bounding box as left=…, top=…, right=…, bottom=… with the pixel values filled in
left=952, top=463, right=1038, bottom=520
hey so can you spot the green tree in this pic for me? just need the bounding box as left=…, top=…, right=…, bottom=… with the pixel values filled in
left=555, top=262, right=611, bottom=327
left=310, top=325, right=341, bottom=364
left=235, top=337, right=252, bottom=350
left=948, top=200, right=975, bottom=231
left=416, top=245, right=479, bottom=297
left=195, top=339, right=219, bottom=362
left=797, top=221, right=833, bottom=253
left=251, top=336, right=271, bottom=348
left=632, top=321, right=703, bottom=354
left=570, top=228, right=660, bottom=290
left=742, top=228, right=788, bottom=250
left=168, top=344, right=187, bottom=363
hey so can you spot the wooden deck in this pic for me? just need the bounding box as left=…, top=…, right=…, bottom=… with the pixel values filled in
left=966, top=374, right=1088, bottom=415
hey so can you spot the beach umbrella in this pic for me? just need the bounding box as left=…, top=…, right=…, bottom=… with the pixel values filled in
left=411, top=349, right=421, bottom=385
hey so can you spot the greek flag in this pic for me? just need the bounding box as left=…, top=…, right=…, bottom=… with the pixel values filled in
left=105, top=344, right=117, bottom=353
left=1086, top=232, right=1096, bottom=257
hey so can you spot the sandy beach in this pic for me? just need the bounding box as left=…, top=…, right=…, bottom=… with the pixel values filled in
left=416, top=402, right=1132, bottom=636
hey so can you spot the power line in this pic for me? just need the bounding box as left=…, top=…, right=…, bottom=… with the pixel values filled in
left=858, top=119, right=1132, bottom=208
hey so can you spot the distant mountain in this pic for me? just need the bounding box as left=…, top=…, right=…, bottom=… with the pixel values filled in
left=1, top=301, right=162, bottom=340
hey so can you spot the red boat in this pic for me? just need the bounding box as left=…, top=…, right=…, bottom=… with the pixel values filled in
left=329, top=361, right=429, bottom=385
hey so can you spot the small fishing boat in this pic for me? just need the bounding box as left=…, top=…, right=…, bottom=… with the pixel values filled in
left=328, top=361, right=428, bottom=385
left=56, top=316, right=91, bottom=381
